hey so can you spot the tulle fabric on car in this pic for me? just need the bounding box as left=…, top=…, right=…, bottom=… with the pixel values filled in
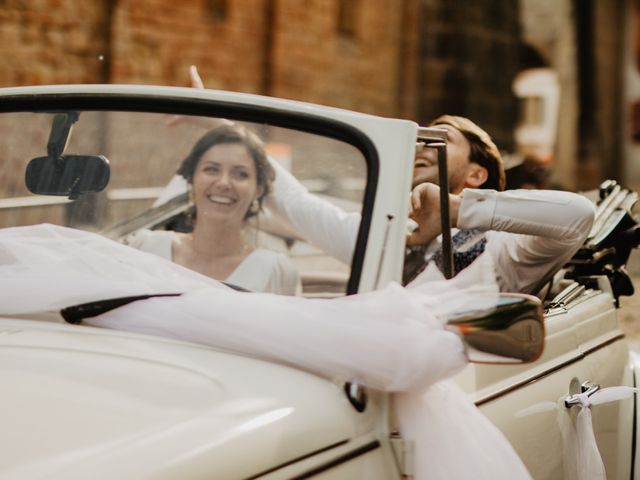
left=0, top=223, right=227, bottom=315
left=0, top=224, right=532, bottom=479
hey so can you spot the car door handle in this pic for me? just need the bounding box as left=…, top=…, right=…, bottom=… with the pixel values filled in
left=564, top=381, right=600, bottom=408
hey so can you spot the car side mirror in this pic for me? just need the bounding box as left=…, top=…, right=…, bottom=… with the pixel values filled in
left=446, top=293, right=544, bottom=364
left=25, top=154, right=110, bottom=200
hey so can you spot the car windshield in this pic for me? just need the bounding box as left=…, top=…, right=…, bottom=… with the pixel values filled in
left=0, top=108, right=368, bottom=303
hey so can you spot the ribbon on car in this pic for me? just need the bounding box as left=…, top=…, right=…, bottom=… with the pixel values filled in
left=0, top=225, right=533, bottom=480
left=563, top=386, right=639, bottom=480
left=515, top=385, right=639, bottom=479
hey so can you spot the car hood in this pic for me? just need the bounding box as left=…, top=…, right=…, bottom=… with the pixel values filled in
left=0, top=318, right=359, bottom=479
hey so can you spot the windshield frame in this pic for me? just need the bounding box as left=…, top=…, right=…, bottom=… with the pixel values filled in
left=0, top=89, right=379, bottom=294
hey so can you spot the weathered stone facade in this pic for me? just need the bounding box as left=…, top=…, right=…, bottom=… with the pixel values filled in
left=109, top=0, right=269, bottom=92
left=521, top=0, right=632, bottom=190
left=0, top=0, right=522, bottom=128
left=416, top=0, right=521, bottom=151
left=0, top=0, right=421, bottom=118
left=0, top=1, right=109, bottom=85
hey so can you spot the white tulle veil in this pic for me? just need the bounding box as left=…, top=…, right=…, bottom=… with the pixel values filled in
left=0, top=224, right=531, bottom=479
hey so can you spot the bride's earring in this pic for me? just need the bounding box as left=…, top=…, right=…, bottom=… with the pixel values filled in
left=249, top=199, right=260, bottom=215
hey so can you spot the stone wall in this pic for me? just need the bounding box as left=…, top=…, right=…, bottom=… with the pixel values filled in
left=521, top=0, right=630, bottom=190
left=416, top=0, right=521, bottom=150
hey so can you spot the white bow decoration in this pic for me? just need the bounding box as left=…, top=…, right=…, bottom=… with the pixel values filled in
left=563, top=386, right=639, bottom=480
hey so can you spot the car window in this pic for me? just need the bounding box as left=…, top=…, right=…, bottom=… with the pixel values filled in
left=0, top=109, right=367, bottom=298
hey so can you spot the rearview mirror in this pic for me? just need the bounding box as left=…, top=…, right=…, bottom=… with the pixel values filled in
left=446, top=293, right=544, bottom=364
left=25, top=154, right=110, bottom=199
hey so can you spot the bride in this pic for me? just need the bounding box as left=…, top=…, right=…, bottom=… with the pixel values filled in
left=125, top=124, right=300, bottom=295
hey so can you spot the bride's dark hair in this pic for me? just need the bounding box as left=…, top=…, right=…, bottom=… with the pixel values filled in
left=178, top=124, right=275, bottom=220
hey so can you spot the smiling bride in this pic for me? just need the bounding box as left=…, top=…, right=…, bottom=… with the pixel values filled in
left=124, top=124, right=300, bottom=295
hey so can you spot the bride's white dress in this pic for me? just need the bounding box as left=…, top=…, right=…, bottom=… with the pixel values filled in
left=0, top=224, right=532, bottom=479
left=122, top=229, right=300, bottom=295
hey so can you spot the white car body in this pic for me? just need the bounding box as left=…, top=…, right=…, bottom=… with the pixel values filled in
left=0, top=85, right=637, bottom=479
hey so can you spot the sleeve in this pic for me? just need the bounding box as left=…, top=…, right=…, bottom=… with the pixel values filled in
left=263, top=157, right=361, bottom=265
left=457, top=189, right=595, bottom=294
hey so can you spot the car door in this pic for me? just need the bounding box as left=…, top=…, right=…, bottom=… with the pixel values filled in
left=456, top=284, right=633, bottom=479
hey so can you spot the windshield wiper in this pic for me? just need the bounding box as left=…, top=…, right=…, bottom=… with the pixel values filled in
left=61, top=293, right=182, bottom=324
left=61, top=282, right=251, bottom=324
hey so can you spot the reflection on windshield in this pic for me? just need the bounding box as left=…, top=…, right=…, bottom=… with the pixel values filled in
left=0, top=111, right=366, bottom=298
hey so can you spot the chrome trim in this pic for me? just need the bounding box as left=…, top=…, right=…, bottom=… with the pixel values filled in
left=262, top=440, right=381, bottom=479
left=344, top=382, right=368, bottom=412
left=544, top=288, right=601, bottom=318
left=564, top=381, right=600, bottom=407
left=390, top=432, right=414, bottom=476
left=244, top=439, right=350, bottom=479
left=474, top=333, right=625, bottom=406
left=546, top=282, right=585, bottom=309
left=417, top=126, right=447, bottom=142
left=417, top=127, right=452, bottom=278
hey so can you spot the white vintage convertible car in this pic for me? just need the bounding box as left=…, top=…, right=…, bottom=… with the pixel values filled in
left=0, top=85, right=638, bottom=479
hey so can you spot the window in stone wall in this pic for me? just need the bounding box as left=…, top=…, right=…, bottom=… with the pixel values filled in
left=520, top=96, right=544, bottom=127
left=206, top=0, right=228, bottom=22
left=337, top=0, right=359, bottom=38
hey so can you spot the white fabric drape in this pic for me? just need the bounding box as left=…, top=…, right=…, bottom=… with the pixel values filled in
left=562, top=387, right=639, bottom=480
left=0, top=224, right=226, bottom=315
left=0, top=224, right=531, bottom=479
left=518, top=386, right=639, bottom=480
left=395, top=382, right=532, bottom=479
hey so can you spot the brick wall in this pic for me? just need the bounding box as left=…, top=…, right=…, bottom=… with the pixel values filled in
left=2, top=2, right=630, bottom=197
left=109, top=0, right=269, bottom=92
left=0, top=0, right=524, bottom=136
left=270, top=0, right=417, bottom=117
left=0, top=0, right=109, bottom=85
left=0, top=0, right=418, bottom=118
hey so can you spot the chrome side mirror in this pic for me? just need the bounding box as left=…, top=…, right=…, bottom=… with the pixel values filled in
left=446, top=293, right=544, bottom=364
